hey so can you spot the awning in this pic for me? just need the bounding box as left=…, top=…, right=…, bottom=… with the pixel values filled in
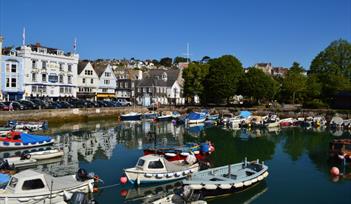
left=96, top=93, right=116, bottom=98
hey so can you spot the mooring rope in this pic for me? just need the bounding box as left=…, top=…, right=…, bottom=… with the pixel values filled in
left=98, top=183, right=122, bottom=189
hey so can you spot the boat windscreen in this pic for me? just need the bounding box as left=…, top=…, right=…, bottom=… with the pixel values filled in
left=137, top=159, right=145, bottom=167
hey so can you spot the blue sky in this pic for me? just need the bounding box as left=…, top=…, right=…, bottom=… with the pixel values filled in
left=0, top=0, right=350, bottom=68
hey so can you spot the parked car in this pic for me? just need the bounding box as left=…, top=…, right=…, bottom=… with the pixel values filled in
left=85, top=100, right=98, bottom=108
left=30, top=98, right=49, bottom=109
left=47, top=101, right=62, bottom=109
left=57, top=101, right=74, bottom=108
left=97, top=100, right=109, bottom=107
left=0, top=102, right=13, bottom=111
left=117, top=99, right=132, bottom=106
left=17, top=100, right=37, bottom=109
left=2, top=101, right=24, bottom=110
left=68, top=99, right=87, bottom=108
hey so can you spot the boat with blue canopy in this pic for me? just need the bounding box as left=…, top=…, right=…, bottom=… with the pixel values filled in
left=0, top=131, right=54, bottom=150
left=187, top=112, right=207, bottom=124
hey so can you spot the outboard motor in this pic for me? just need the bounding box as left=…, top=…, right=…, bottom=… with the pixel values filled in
left=20, top=153, right=31, bottom=160
left=76, top=168, right=89, bottom=181
left=0, top=159, right=13, bottom=171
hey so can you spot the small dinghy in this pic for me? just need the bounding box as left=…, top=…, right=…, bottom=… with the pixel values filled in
left=124, top=154, right=200, bottom=185
left=182, top=158, right=268, bottom=196
left=120, top=112, right=142, bottom=121
left=186, top=112, right=207, bottom=124
left=7, top=120, right=48, bottom=131
left=0, top=131, right=54, bottom=150
left=143, top=111, right=159, bottom=120
left=144, top=142, right=215, bottom=162
left=0, top=168, right=98, bottom=204
left=157, top=111, right=174, bottom=121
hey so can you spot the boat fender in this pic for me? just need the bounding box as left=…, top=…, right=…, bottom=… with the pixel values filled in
left=185, top=154, right=197, bottom=165
left=145, top=173, right=153, bottom=177
left=263, top=171, right=269, bottom=178
left=234, top=182, right=244, bottom=188
left=17, top=197, right=31, bottom=202
left=244, top=180, right=252, bottom=186
left=193, top=151, right=200, bottom=155
left=183, top=170, right=190, bottom=175
left=189, top=184, right=203, bottom=190
left=251, top=178, right=258, bottom=183
left=204, top=184, right=217, bottom=190
left=257, top=175, right=264, bottom=181
left=175, top=172, right=182, bottom=177
left=166, top=173, right=174, bottom=177
left=219, top=184, right=232, bottom=189
left=156, top=174, right=164, bottom=178
left=76, top=168, right=89, bottom=181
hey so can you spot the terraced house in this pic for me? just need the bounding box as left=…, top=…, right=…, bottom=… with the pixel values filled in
left=16, top=43, right=79, bottom=99
left=77, top=61, right=99, bottom=100
left=93, top=63, right=117, bottom=100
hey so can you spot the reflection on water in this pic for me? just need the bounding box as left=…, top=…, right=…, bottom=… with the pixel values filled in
left=1, top=120, right=350, bottom=203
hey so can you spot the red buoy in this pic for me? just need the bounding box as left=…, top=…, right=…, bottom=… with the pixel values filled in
left=120, top=189, right=128, bottom=197
left=330, top=167, right=340, bottom=176
left=120, top=176, right=128, bottom=184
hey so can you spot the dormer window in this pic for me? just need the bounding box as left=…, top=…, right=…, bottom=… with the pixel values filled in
left=162, top=72, right=167, bottom=81
left=38, top=47, right=47, bottom=54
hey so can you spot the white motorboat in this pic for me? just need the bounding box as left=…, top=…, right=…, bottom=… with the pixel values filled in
left=124, top=154, right=199, bottom=185
left=0, top=169, right=96, bottom=204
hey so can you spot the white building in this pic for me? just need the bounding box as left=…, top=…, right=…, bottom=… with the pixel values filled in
left=93, top=63, right=117, bottom=100
left=77, top=61, right=99, bottom=100
left=16, top=43, right=79, bottom=99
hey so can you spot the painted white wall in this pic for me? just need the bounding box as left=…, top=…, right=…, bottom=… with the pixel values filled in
left=17, top=45, right=79, bottom=98
left=97, top=64, right=117, bottom=94
left=77, top=62, right=99, bottom=93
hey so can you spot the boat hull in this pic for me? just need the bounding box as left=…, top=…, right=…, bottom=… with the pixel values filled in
left=121, top=114, right=142, bottom=121
left=125, top=164, right=199, bottom=185
left=187, top=118, right=206, bottom=124
left=0, top=140, right=54, bottom=150
left=156, top=116, right=173, bottom=121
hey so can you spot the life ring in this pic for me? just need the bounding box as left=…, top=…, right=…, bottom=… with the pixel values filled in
left=6, top=132, right=12, bottom=139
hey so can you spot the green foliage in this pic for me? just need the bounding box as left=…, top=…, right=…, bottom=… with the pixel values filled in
left=310, top=39, right=351, bottom=80
left=281, top=62, right=307, bottom=104
left=159, top=57, right=173, bottom=67
left=203, top=55, right=244, bottom=104
left=303, top=99, right=328, bottom=109
left=174, top=56, right=189, bottom=64
left=182, top=63, right=209, bottom=102
left=239, top=68, right=279, bottom=102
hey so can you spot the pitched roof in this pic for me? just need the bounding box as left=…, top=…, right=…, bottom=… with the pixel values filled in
left=78, top=61, right=89, bottom=75
left=92, top=63, right=108, bottom=77
left=138, top=69, right=180, bottom=87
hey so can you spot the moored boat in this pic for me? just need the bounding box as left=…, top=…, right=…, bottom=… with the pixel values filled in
left=124, top=154, right=200, bottom=185
left=143, top=111, right=159, bottom=120
left=329, top=139, right=351, bottom=162
left=157, top=111, right=174, bottom=121
left=0, top=131, right=54, bottom=150
left=0, top=169, right=97, bottom=203
left=7, top=120, right=48, bottom=131
left=120, top=112, right=142, bottom=121
left=187, top=112, right=207, bottom=124
left=182, top=158, right=268, bottom=196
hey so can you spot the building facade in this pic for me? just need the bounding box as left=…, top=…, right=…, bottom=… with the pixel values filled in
left=255, top=63, right=273, bottom=75
left=77, top=61, right=99, bottom=100
left=1, top=54, right=25, bottom=101
left=115, top=69, right=142, bottom=101
left=136, top=69, right=184, bottom=105
left=94, top=64, right=117, bottom=100
left=16, top=43, right=79, bottom=99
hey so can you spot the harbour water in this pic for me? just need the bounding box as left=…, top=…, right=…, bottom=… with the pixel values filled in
left=5, top=120, right=351, bottom=203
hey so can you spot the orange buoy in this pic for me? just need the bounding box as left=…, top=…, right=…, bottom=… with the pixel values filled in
left=330, top=167, right=340, bottom=176
left=120, top=189, right=128, bottom=197
left=120, top=176, right=128, bottom=184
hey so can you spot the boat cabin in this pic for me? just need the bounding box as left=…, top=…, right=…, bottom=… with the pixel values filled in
left=4, top=170, right=51, bottom=194
left=135, top=155, right=167, bottom=173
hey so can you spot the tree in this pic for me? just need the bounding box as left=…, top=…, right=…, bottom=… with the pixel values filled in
left=159, top=57, right=173, bottom=67
left=174, top=56, right=188, bottom=64
left=201, top=56, right=211, bottom=63
left=203, top=55, right=244, bottom=104
left=151, top=59, right=160, bottom=66
left=239, top=68, right=279, bottom=103
left=281, top=62, right=307, bottom=104
left=182, top=63, right=209, bottom=103
left=310, top=39, right=351, bottom=80
left=310, top=39, right=351, bottom=103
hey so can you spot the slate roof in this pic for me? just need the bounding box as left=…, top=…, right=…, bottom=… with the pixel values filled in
left=78, top=61, right=89, bottom=75
left=92, top=63, right=108, bottom=77
left=138, top=69, right=180, bottom=87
